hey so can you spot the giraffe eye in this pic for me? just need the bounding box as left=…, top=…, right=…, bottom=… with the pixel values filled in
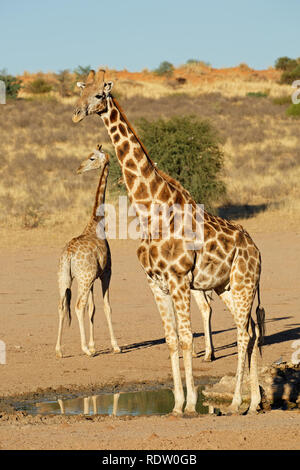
left=95, top=94, right=103, bottom=99
left=90, top=157, right=95, bottom=161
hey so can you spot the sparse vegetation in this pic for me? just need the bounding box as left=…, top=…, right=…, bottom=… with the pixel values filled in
left=154, top=61, right=174, bottom=77
left=286, top=103, right=300, bottom=118
left=1, top=64, right=300, bottom=229
left=186, top=59, right=210, bottom=66
left=74, top=65, right=92, bottom=81
left=0, top=70, right=22, bottom=99
left=55, top=69, right=74, bottom=97
left=272, top=95, right=291, bottom=105
left=246, top=91, right=268, bottom=98
left=26, top=77, right=52, bottom=94
left=275, top=56, right=298, bottom=72
left=280, top=64, right=300, bottom=85
left=275, top=56, right=300, bottom=85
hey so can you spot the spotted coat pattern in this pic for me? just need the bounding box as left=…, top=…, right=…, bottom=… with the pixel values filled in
left=72, top=71, right=265, bottom=415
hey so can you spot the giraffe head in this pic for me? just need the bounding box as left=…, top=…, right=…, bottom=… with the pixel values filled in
left=72, top=68, right=114, bottom=123
left=76, top=144, right=109, bottom=174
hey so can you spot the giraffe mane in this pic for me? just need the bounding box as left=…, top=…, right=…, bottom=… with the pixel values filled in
left=111, top=96, right=195, bottom=203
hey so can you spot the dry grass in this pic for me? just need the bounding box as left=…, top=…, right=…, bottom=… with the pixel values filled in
left=1, top=71, right=300, bottom=238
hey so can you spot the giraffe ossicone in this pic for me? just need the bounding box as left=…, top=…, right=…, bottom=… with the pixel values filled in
left=72, top=69, right=266, bottom=415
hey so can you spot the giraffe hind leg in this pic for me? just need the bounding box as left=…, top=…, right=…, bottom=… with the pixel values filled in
left=56, top=256, right=72, bottom=358
left=192, top=290, right=215, bottom=361
left=220, top=287, right=260, bottom=414
left=75, top=285, right=94, bottom=356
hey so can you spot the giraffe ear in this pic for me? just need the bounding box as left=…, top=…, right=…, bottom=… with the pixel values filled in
left=103, top=81, right=113, bottom=96
left=77, top=82, right=86, bottom=89
left=86, top=70, right=95, bottom=84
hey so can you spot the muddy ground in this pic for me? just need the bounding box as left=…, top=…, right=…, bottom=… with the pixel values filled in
left=0, top=220, right=300, bottom=450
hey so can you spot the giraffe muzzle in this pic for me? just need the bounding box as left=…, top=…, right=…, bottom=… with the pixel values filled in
left=72, top=109, right=85, bottom=123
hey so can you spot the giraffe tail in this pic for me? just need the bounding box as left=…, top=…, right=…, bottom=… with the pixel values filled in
left=255, top=282, right=266, bottom=356
left=58, top=254, right=72, bottom=327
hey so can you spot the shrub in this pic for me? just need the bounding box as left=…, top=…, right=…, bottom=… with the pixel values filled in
left=0, top=72, right=22, bottom=99
left=74, top=65, right=92, bottom=81
left=55, top=69, right=74, bottom=97
left=186, top=59, right=210, bottom=66
left=137, top=115, right=226, bottom=208
left=246, top=91, right=268, bottom=98
left=286, top=103, right=300, bottom=118
left=154, top=61, right=174, bottom=77
left=280, top=64, right=300, bottom=85
left=27, top=78, right=52, bottom=94
left=275, top=56, right=298, bottom=71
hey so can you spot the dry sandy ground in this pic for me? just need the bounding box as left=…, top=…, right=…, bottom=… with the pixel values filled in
left=0, top=217, right=300, bottom=450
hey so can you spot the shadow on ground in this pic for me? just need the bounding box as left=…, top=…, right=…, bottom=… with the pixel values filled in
left=218, top=203, right=268, bottom=220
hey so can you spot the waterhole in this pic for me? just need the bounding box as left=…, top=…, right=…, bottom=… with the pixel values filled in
left=14, top=386, right=219, bottom=417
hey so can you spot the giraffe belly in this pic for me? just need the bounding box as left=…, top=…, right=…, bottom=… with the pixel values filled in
left=191, top=258, right=231, bottom=291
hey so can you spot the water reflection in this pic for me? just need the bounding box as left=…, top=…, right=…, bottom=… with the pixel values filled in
left=29, top=387, right=216, bottom=417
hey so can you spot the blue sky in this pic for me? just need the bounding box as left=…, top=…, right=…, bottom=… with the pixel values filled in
left=1, top=0, right=299, bottom=75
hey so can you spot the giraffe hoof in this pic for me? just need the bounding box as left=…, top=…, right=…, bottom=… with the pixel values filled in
left=202, top=354, right=215, bottom=362
left=171, top=409, right=183, bottom=417
left=226, top=404, right=241, bottom=416
left=83, top=349, right=94, bottom=357
left=183, top=410, right=198, bottom=418
left=247, top=405, right=260, bottom=415
left=55, top=350, right=63, bottom=358
left=113, top=347, right=121, bottom=354
left=89, top=348, right=96, bottom=355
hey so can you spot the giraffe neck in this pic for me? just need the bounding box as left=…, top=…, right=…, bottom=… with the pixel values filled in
left=83, top=163, right=109, bottom=235
left=100, top=96, right=193, bottom=215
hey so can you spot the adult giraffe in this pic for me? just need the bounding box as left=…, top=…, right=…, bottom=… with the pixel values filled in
left=72, top=69, right=265, bottom=415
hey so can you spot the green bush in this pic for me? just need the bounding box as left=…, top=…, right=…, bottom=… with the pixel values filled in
left=275, top=56, right=298, bottom=71
left=286, top=103, right=300, bottom=118
left=74, top=65, right=92, bottom=81
left=246, top=91, right=268, bottom=98
left=186, top=59, right=210, bottom=66
left=154, top=61, right=174, bottom=77
left=0, top=72, right=22, bottom=99
left=137, top=115, right=226, bottom=208
left=27, top=78, right=52, bottom=94
left=280, top=64, right=300, bottom=85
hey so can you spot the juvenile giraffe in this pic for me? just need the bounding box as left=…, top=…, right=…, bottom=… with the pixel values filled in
left=55, top=145, right=120, bottom=357
left=72, top=70, right=265, bottom=415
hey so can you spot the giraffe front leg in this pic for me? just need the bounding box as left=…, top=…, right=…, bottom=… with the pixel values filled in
left=172, top=278, right=197, bottom=415
left=147, top=276, right=185, bottom=415
left=55, top=304, right=65, bottom=358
